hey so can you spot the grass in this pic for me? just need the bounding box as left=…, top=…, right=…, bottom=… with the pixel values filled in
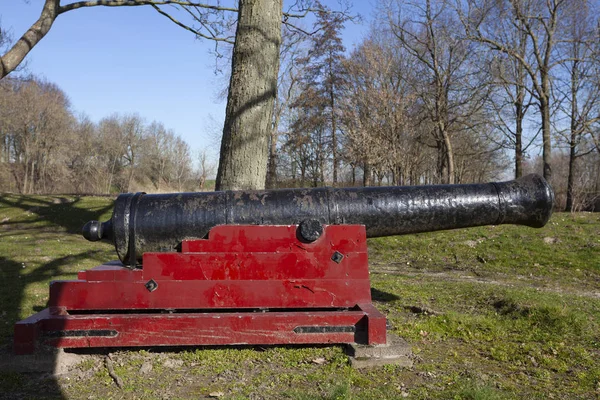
left=0, top=195, right=114, bottom=344
left=0, top=194, right=599, bottom=399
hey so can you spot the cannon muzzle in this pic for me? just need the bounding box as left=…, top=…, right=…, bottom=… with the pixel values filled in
left=83, top=174, right=554, bottom=266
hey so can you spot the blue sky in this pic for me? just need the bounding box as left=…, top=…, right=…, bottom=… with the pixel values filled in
left=1, top=1, right=373, bottom=159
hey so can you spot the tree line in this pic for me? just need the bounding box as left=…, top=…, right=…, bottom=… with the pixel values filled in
left=0, top=76, right=214, bottom=194
left=267, top=0, right=600, bottom=211
left=2, top=0, right=600, bottom=211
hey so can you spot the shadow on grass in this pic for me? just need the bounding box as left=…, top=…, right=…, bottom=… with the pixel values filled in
left=0, top=195, right=114, bottom=234
left=371, top=287, right=400, bottom=302
left=0, top=252, right=102, bottom=342
left=0, top=255, right=67, bottom=399
left=0, top=195, right=114, bottom=399
left=1, top=251, right=103, bottom=399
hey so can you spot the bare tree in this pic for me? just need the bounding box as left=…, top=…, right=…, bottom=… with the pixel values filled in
left=65, top=114, right=102, bottom=193
left=458, top=0, right=570, bottom=182
left=553, top=1, right=600, bottom=211
left=0, top=72, right=208, bottom=194
left=279, top=109, right=315, bottom=186
left=0, top=20, right=11, bottom=56
left=0, top=77, right=73, bottom=193
left=265, top=25, right=308, bottom=189
left=120, top=114, right=145, bottom=192
left=343, top=33, right=414, bottom=186
left=141, top=121, right=171, bottom=191
left=482, top=11, right=535, bottom=179
left=342, top=22, right=503, bottom=187
left=387, top=0, right=491, bottom=184
left=197, top=149, right=216, bottom=190
left=171, top=136, right=192, bottom=191
left=98, top=115, right=128, bottom=193
left=289, top=4, right=350, bottom=187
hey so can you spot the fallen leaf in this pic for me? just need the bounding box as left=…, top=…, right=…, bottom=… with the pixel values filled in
left=312, top=357, right=326, bottom=365
left=209, top=392, right=225, bottom=398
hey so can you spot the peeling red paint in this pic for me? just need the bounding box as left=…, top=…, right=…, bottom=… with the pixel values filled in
left=14, top=225, right=386, bottom=354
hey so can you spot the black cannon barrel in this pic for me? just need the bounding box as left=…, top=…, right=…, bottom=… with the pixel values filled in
left=83, top=174, right=554, bottom=265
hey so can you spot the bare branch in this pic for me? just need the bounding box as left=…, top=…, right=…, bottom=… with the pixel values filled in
left=58, top=0, right=238, bottom=14
left=282, top=20, right=320, bottom=37
left=1, top=0, right=60, bottom=80
left=150, top=4, right=234, bottom=43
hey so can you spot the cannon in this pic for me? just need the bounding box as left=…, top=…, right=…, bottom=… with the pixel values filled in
left=15, top=174, right=554, bottom=356
left=83, top=173, right=554, bottom=266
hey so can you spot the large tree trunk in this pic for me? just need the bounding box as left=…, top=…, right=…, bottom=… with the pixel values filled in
left=513, top=31, right=528, bottom=179
left=442, top=131, right=455, bottom=184
left=363, top=160, right=371, bottom=186
left=265, top=129, right=278, bottom=189
left=540, top=31, right=553, bottom=183
left=330, top=68, right=338, bottom=186
left=565, top=60, right=579, bottom=212
left=515, top=102, right=523, bottom=179
left=540, top=94, right=552, bottom=182
left=514, top=71, right=525, bottom=179
left=300, top=162, right=305, bottom=184
left=215, top=0, right=282, bottom=191
left=23, top=160, right=29, bottom=194
left=29, top=160, right=36, bottom=194
left=565, top=134, right=577, bottom=212
left=127, top=164, right=135, bottom=193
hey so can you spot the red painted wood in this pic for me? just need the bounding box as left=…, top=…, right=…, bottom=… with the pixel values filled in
left=358, top=303, right=388, bottom=345
left=142, top=252, right=370, bottom=280
left=15, top=224, right=388, bottom=354
left=14, top=308, right=49, bottom=355
left=16, top=305, right=384, bottom=352
left=40, top=310, right=365, bottom=348
left=81, top=264, right=143, bottom=282
left=49, top=279, right=373, bottom=310
left=181, top=225, right=368, bottom=253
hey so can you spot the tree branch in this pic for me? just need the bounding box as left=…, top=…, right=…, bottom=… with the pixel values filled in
left=1, top=0, right=239, bottom=79
left=1, top=0, right=60, bottom=80
left=282, top=20, right=320, bottom=37
left=151, top=4, right=234, bottom=43
left=58, top=0, right=237, bottom=14
left=1, top=0, right=356, bottom=79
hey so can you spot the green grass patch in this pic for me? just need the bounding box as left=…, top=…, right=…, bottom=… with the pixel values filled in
left=369, top=212, right=600, bottom=291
